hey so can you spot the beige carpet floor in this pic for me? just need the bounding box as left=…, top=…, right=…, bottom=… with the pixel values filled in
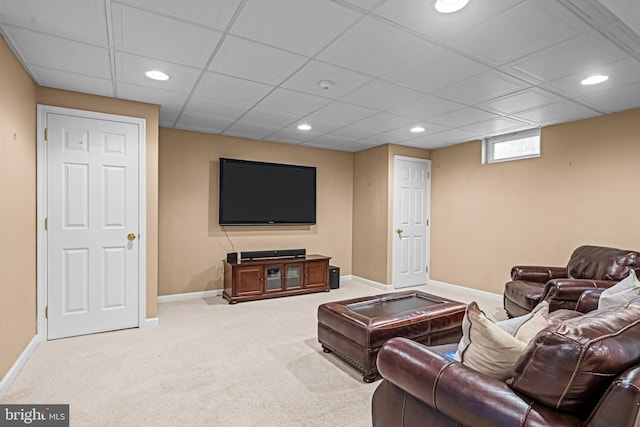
left=1, top=280, right=505, bottom=426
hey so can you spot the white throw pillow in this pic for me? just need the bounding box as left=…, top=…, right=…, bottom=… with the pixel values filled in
left=496, top=301, right=549, bottom=340
left=454, top=302, right=549, bottom=380
left=598, top=269, right=640, bottom=310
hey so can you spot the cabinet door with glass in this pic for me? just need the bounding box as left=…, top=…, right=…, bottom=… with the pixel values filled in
left=284, top=264, right=303, bottom=290
left=264, top=265, right=284, bottom=293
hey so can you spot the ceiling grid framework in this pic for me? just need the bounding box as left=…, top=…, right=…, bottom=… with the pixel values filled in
left=1, top=0, right=640, bottom=152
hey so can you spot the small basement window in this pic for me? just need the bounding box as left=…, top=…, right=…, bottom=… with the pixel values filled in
left=482, top=128, right=541, bottom=164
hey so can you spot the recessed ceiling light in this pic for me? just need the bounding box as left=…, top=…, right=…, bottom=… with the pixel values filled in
left=297, top=124, right=312, bottom=131
left=411, top=126, right=426, bottom=133
left=581, top=74, right=609, bottom=86
left=145, top=70, right=170, bottom=81
left=434, top=0, right=470, bottom=13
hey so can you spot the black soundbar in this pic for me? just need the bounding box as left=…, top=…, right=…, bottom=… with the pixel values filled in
left=239, top=248, right=306, bottom=261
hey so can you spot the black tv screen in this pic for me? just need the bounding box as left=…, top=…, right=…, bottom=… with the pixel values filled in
left=219, top=158, right=317, bottom=225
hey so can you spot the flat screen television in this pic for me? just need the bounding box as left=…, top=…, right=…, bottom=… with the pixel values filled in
left=219, top=158, right=317, bottom=225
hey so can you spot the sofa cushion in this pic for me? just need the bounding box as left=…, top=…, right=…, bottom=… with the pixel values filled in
left=454, top=302, right=547, bottom=380
left=598, top=270, right=640, bottom=310
left=509, top=298, right=640, bottom=418
left=497, top=301, right=548, bottom=341
left=567, top=245, right=639, bottom=281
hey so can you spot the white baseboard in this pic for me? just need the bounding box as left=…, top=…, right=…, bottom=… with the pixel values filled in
left=0, top=335, right=40, bottom=397
left=340, top=275, right=353, bottom=282
left=157, top=289, right=223, bottom=303
left=141, top=317, right=159, bottom=328
left=429, top=280, right=502, bottom=301
left=350, top=275, right=390, bottom=290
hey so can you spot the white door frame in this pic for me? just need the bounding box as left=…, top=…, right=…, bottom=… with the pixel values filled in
left=36, top=105, right=147, bottom=339
left=392, top=155, right=431, bottom=287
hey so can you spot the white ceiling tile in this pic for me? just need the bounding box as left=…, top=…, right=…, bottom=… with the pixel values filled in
left=389, top=95, right=464, bottom=120
left=115, top=52, right=201, bottom=92
left=449, top=1, right=588, bottom=65
left=396, top=137, right=450, bottom=150
left=196, top=72, right=274, bottom=104
left=562, top=0, right=619, bottom=27
left=383, top=47, right=489, bottom=94
left=372, top=0, right=527, bottom=41
left=116, top=0, right=242, bottom=31
left=435, top=71, right=528, bottom=105
left=325, top=125, right=383, bottom=140
left=430, top=107, right=499, bottom=128
left=183, top=96, right=251, bottom=120
left=340, top=140, right=383, bottom=152
left=257, top=88, right=331, bottom=115
left=282, top=60, right=373, bottom=98
left=342, top=0, right=382, bottom=11
left=159, top=107, right=179, bottom=127
left=240, top=108, right=301, bottom=128
left=513, top=101, right=599, bottom=126
left=117, top=82, right=188, bottom=109
left=600, top=21, right=640, bottom=54
left=269, top=129, right=317, bottom=143
left=30, top=66, right=113, bottom=98
left=309, top=101, right=377, bottom=125
left=305, top=134, right=353, bottom=148
left=353, top=112, right=415, bottom=131
left=318, top=17, right=436, bottom=76
left=545, top=57, right=640, bottom=99
left=428, top=128, right=480, bottom=144
left=578, top=82, right=640, bottom=113
left=176, top=112, right=235, bottom=134
left=460, top=117, right=533, bottom=137
left=231, top=0, right=361, bottom=56
left=209, top=36, right=307, bottom=86
left=479, top=88, right=562, bottom=115
left=507, top=31, right=628, bottom=83
left=112, top=4, right=222, bottom=67
left=3, top=26, right=110, bottom=79
left=224, top=121, right=282, bottom=139
left=263, top=136, right=302, bottom=146
left=340, top=80, right=422, bottom=110
left=0, top=0, right=108, bottom=45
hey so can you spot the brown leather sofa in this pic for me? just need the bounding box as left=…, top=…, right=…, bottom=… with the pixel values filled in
left=503, top=245, right=640, bottom=317
left=372, top=297, right=640, bottom=427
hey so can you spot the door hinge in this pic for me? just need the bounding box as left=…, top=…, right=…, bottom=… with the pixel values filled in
left=46, top=306, right=48, bottom=319
left=426, top=219, right=429, bottom=226
left=427, top=171, right=430, bottom=179
left=44, top=128, right=48, bottom=141
left=45, top=217, right=48, bottom=230
left=426, top=266, right=429, bottom=273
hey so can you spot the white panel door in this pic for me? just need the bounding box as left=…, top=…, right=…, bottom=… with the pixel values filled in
left=392, top=157, right=431, bottom=288
left=47, top=113, right=139, bottom=339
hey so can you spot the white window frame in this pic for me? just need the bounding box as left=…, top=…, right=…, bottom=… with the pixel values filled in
left=482, top=128, right=541, bottom=164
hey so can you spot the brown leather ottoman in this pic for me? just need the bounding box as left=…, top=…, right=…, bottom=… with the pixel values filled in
left=317, top=290, right=466, bottom=382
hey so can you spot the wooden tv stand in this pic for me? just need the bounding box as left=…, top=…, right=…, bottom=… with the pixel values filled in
left=223, top=254, right=331, bottom=304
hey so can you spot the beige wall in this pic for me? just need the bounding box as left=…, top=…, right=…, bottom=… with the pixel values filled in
left=352, top=144, right=431, bottom=284
left=431, top=109, right=640, bottom=294
left=0, top=36, right=37, bottom=380
left=158, top=128, right=353, bottom=296
left=36, top=88, right=160, bottom=318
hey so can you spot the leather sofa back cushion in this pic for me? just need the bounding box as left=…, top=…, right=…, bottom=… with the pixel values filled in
left=566, top=245, right=639, bottom=281
left=509, top=299, right=640, bottom=418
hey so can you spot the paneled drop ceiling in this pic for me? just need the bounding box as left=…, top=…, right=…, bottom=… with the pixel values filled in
left=1, top=0, right=640, bottom=152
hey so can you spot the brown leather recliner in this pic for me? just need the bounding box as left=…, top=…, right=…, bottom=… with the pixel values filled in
left=372, top=297, right=640, bottom=427
left=503, top=245, right=640, bottom=317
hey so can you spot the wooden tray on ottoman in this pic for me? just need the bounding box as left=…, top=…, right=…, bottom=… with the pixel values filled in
left=317, top=290, right=466, bottom=382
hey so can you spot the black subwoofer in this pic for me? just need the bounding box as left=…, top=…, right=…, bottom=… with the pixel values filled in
left=329, top=265, right=340, bottom=289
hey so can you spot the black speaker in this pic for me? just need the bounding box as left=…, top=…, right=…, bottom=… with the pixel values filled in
left=329, top=265, right=340, bottom=289
left=226, top=252, right=238, bottom=263
left=240, top=248, right=306, bottom=260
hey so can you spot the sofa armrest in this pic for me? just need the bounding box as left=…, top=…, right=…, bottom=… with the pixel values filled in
left=575, top=289, right=606, bottom=313
left=376, top=337, right=581, bottom=427
left=542, top=279, right=615, bottom=302
left=511, top=266, right=566, bottom=282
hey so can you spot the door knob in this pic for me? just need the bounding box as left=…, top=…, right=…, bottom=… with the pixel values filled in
left=127, top=233, right=136, bottom=241
left=396, top=228, right=403, bottom=235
